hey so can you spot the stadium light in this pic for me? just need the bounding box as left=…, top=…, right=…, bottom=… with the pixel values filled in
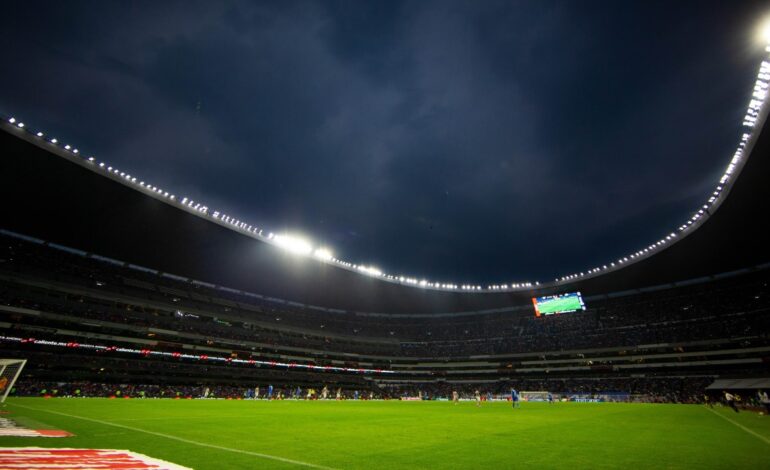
left=314, top=248, right=334, bottom=261
left=759, top=17, right=770, bottom=44
left=358, top=265, right=383, bottom=277
left=273, top=234, right=313, bottom=256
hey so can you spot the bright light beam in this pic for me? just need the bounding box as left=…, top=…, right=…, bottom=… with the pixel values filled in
left=313, top=247, right=334, bottom=261
left=273, top=234, right=313, bottom=256
left=758, top=16, right=770, bottom=44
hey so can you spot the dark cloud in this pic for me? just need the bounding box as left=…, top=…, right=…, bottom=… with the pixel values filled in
left=0, top=0, right=766, bottom=284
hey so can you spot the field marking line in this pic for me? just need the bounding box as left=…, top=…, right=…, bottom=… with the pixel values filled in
left=10, top=404, right=340, bottom=470
left=704, top=406, right=770, bottom=446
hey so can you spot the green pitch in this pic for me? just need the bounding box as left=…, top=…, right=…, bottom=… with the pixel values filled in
left=2, top=398, right=770, bottom=469
left=536, top=295, right=582, bottom=314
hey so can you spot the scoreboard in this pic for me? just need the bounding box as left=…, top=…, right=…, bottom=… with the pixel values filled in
left=532, top=292, right=586, bottom=317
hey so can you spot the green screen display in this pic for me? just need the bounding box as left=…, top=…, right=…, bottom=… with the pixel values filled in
left=532, top=292, right=586, bottom=316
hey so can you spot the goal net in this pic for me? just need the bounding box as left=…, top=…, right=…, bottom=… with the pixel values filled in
left=0, top=359, right=26, bottom=403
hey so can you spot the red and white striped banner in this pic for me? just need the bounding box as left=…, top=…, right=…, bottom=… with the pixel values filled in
left=0, top=448, right=192, bottom=469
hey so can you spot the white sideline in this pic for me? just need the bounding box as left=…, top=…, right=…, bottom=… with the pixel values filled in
left=704, top=406, right=770, bottom=445
left=11, top=404, right=340, bottom=470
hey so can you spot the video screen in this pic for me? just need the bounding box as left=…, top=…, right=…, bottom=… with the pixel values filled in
left=532, top=292, right=586, bottom=316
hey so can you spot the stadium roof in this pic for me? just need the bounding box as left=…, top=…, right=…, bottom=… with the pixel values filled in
left=1, top=105, right=769, bottom=313
left=4, top=3, right=770, bottom=288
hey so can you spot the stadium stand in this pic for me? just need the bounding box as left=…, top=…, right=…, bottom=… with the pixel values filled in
left=2, top=230, right=768, bottom=403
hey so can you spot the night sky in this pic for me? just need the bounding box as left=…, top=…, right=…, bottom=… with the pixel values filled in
left=1, top=1, right=768, bottom=285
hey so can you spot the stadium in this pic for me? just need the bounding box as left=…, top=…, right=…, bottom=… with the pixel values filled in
left=2, top=2, right=770, bottom=469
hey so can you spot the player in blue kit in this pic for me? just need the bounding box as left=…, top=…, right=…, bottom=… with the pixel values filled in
left=511, top=388, right=520, bottom=408
left=547, top=392, right=554, bottom=404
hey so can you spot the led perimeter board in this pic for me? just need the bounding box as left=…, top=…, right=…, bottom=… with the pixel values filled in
left=532, top=292, right=586, bottom=317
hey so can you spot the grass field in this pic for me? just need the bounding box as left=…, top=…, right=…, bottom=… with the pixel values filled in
left=2, top=398, right=770, bottom=469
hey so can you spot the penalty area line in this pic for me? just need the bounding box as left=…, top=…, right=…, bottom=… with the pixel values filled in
left=11, top=403, right=339, bottom=470
left=704, top=406, right=770, bottom=446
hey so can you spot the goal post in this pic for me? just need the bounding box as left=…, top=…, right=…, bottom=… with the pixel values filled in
left=0, top=359, right=26, bottom=403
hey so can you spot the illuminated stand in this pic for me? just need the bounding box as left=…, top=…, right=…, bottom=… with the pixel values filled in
left=0, top=359, right=26, bottom=403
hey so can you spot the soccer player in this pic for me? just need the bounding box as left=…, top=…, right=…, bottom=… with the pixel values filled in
left=475, top=390, right=481, bottom=407
left=511, top=388, right=520, bottom=408
left=321, top=385, right=329, bottom=400
left=547, top=392, right=554, bottom=404
left=268, top=384, right=274, bottom=400
left=452, top=390, right=459, bottom=405
left=724, top=391, right=739, bottom=413
left=758, top=390, right=770, bottom=414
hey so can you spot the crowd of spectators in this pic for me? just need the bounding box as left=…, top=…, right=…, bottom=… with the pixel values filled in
left=8, top=376, right=712, bottom=404
left=9, top=381, right=380, bottom=400
left=2, top=236, right=768, bottom=359
left=382, top=376, right=714, bottom=403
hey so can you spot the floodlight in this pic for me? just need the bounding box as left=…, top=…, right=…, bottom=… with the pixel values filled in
left=761, top=17, right=770, bottom=44
left=273, top=234, right=313, bottom=256
left=314, top=248, right=334, bottom=261
left=362, top=266, right=383, bottom=276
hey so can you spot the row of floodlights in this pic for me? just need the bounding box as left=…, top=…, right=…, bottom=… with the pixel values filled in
left=4, top=115, right=539, bottom=291
left=555, top=53, right=770, bottom=282
left=7, top=117, right=79, bottom=154
left=4, top=50, right=769, bottom=292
